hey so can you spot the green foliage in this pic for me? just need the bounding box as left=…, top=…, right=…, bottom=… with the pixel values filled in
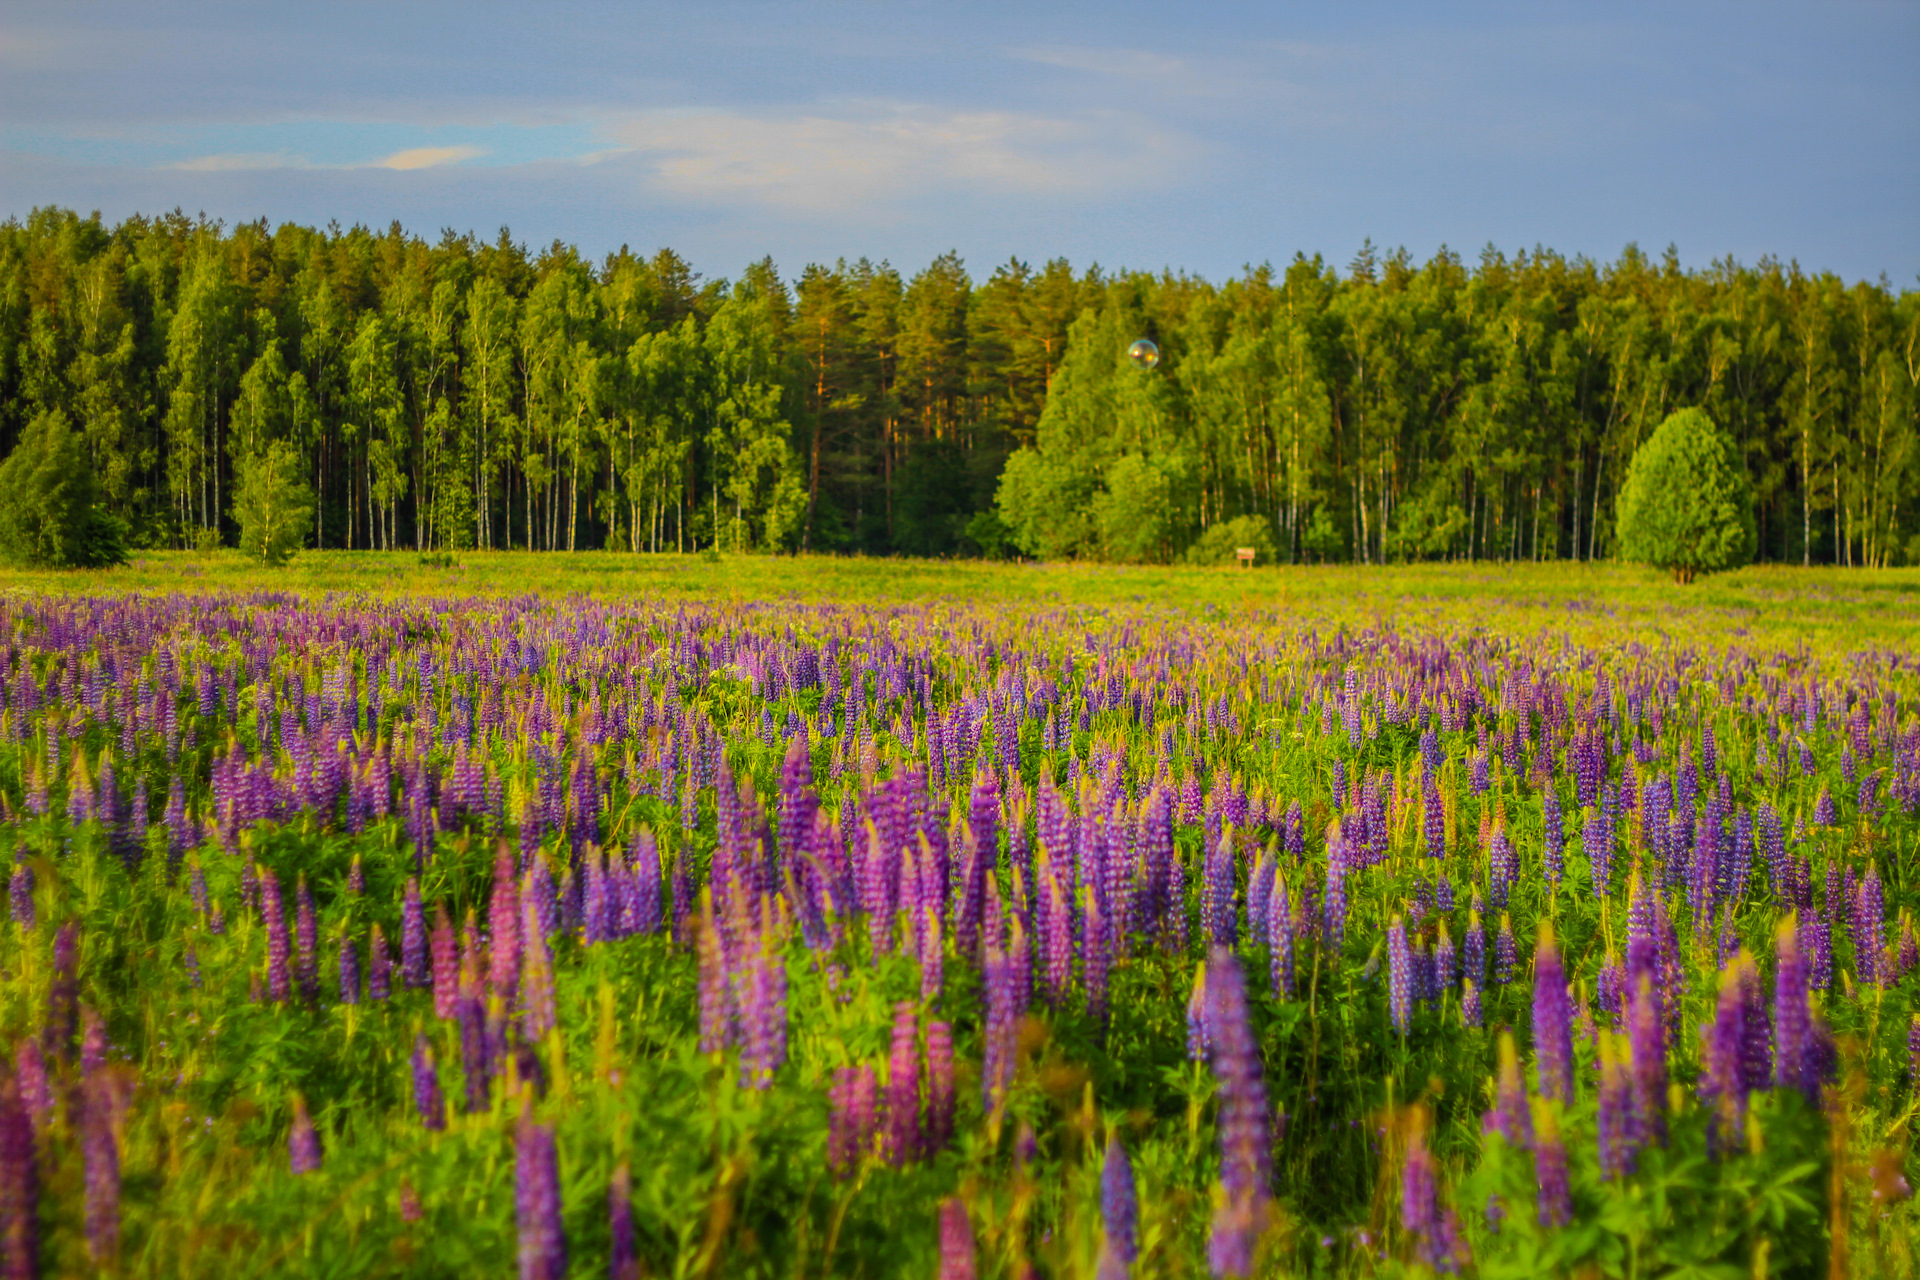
left=1185, top=514, right=1279, bottom=565
left=0, top=207, right=1917, bottom=566
left=0, top=408, right=126, bottom=568
left=234, top=439, right=315, bottom=566
left=1616, top=407, right=1758, bottom=583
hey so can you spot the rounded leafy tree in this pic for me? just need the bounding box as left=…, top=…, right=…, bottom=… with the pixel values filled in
left=0, top=408, right=127, bottom=569
left=1615, top=407, right=1755, bottom=584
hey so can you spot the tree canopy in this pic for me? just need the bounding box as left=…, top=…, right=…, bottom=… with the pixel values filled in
left=1, top=207, right=1915, bottom=565
left=1615, top=408, right=1757, bottom=583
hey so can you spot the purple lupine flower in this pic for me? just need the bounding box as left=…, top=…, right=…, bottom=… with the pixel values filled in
left=519, top=894, right=556, bottom=1041
left=7, top=864, right=31, bottom=930
left=1541, top=785, right=1563, bottom=888
left=1489, top=826, right=1517, bottom=908
left=1529, top=1101, right=1573, bottom=1233
left=13, top=1042, right=50, bottom=1138
left=1597, top=1032, right=1636, bottom=1179
left=368, top=925, right=391, bottom=1002
left=1423, top=781, right=1446, bottom=860
left=1854, top=865, right=1885, bottom=987
left=1202, top=835, right=1235, bottom=948
left=515, top=1113, right=566, bottom=1280
left=1401, top=1113, right=1464, bottom=1273
left=288, top=1095, right=322, bottom=1174
left=1699, top=954, right=1753, bottom=1158
left=412, top=1034, right=446, bottom=1130
left=81, top=1076, right=118, bottom=1267
left=1485, top=1033, right=1532, bottom=1149
left=885, top=1002, right=921, bottom=1166
left=937, top=1197, right=976, bottom=1280
left=1388, top=917, right=1413, bottom=1035
left=337, top=931, right=360, bottom=1005
left=489, top=844, right=522, bottom=1003
left=1627, top=973, right=1667, bottom=1146
left=1097, top=1134, right=1138, bottom=1279
left=1494, top=915, right=1517, bottom=986
left=925, top=1020, right=955, bottom=1152
left=401, top=878, right=428, bottom=988
left=457, top=995, right=490, bottom=1113
left=1909, top=1015, right=1920, bottom=1093
left=740, top=945, right=788, bottom=1090
left=1322, top=826, right=1348, bottom=954
left=261, top=870, right=291, bottom=1003
left=1462, top=978, right=1483, bottom=1029
left=695, top=905, right=729, bottom=1056
left=0, top=1074, right=38, bottom=1279
left=1773, top=915, right=1822, bottom=1101
left=1267, top=873, right=1293, bottom=1000
left=430, top=904, right=458, bottom=1020
left=293, top=874, right=318, bottom=1003
left=1206, top=948, right=1269, bottom=1278
left=1083, top=889, right=1110, bottom=1024
left=1532, top=924, right=1574, bottom=1105
left=610, top=1162, right=637, bottom=1280
left=1813, top=789, right=1836, bottom=825
left=1462, top=907, right=1485, bottom=988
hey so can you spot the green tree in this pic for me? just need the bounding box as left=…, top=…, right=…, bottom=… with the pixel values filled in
left=1614, top=407, right=1756, bottom=582
left=234, top=438, right=315, bottom=566
left=0, top=408, right=126, bottom=567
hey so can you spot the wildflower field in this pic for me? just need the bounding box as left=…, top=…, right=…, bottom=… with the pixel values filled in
left=0, top=552, right=1917, bottom=1278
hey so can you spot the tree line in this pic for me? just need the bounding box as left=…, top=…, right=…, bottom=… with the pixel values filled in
left=2, top=206, right=1915, bottom=566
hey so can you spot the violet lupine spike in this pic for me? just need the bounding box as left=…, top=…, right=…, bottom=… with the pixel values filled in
left=519, top=893, right=556, bottom=1041
left=739, top=945, right=788, bottom=1090
left=1627, top=973, right=1667, bottom=1147
left=695, top=902, right=729, bottom=1056
left=1699, top=954, right=1753, bottom=1158
left=489, top=843, right=522, bottom=1004
left=1532, top=1101, right=1572, bottom=1228
left=81, top=1076, right=118, bottom=1268
left=0, top=1075, right=38, bottom=1280
left=1267, top=873, right=1293, bottom=1000
left=294, top=874, right=319, bottom=1003
left=261, top=869, right=291, bottom=1004
left=1462, top=979, right=1483, bottom=1029
left=1532, top=923, right=1575, bottom=1105
left=401, top=878, right=428, bottom=988
left=7, top=864, right=31, bottom=931
left=937, top=1197, right=976, bottom=1280
left=430, top=904, right=458, bottom=1020
left=924, top=1019, right=955, bottom=1152
left=1773, top=915, right=1822, bottom=1101
left=515, top=1113, right=566, bottom=1280
left=1205, top=948, right=1269, bottom=1279
left=1097, top=1134, right=1138, bottom=1280
left=1388, top=917, right=1413, bottom=1036
left=885, top=1002, right=921, bottom=1166
left=1596, top=1030, right=1640, bottom=1180
left=368, top=925, right=391, bottom=1002
left=337, top=931, right=360, bottom=1005
left=1484, top=1033, right=1533, bottom=1149
left=1400, top=1112, right=1464, bottom=1274
left=610, top=1161, right=637, bottom=1280
left=412, top=1034, right=446, bottom=1130
left=288, top=1095, right=322, bottom=1175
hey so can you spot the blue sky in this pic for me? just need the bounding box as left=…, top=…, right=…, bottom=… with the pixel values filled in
left=3, top=1, right=1915, bottom=286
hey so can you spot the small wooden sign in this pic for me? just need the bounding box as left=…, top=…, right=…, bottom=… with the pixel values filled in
left=1235, top=547, right=1256, bottom=567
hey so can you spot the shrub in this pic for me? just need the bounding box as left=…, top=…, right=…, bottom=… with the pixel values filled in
left=234, top=439, right=315, bottom=567
left=1185, top=514, right=1278, bottom=566
left=1615, top=407, right=1756, bottom=583
left=0, top=408, right=127, bottom=568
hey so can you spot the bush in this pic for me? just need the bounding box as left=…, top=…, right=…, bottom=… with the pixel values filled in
left=1615, top=407, right=1756, bottom=583
left=0, top=408, right=127, bottom=568
left=1184, top=514, right=1278, bottom=566
left=234, top=439, right=315, bottom=567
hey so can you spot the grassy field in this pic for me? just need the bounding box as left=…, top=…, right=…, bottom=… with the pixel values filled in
left=9, top=550, right=1919, bottom=654
left=0, top=553, right=1914, bottom=1277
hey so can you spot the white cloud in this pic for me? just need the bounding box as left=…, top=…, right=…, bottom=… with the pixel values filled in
left=602, top=104, right=1193, bottom=214
left=377, top=144, right=485, bottom=170
left=171, top=151, right=306, bottom=171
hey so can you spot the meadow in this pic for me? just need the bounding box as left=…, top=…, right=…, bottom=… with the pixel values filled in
left=0, top=551, right=1915, bottom=1277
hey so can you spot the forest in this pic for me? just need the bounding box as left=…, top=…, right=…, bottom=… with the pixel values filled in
left=1, top=205, right=1915, bottom=566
